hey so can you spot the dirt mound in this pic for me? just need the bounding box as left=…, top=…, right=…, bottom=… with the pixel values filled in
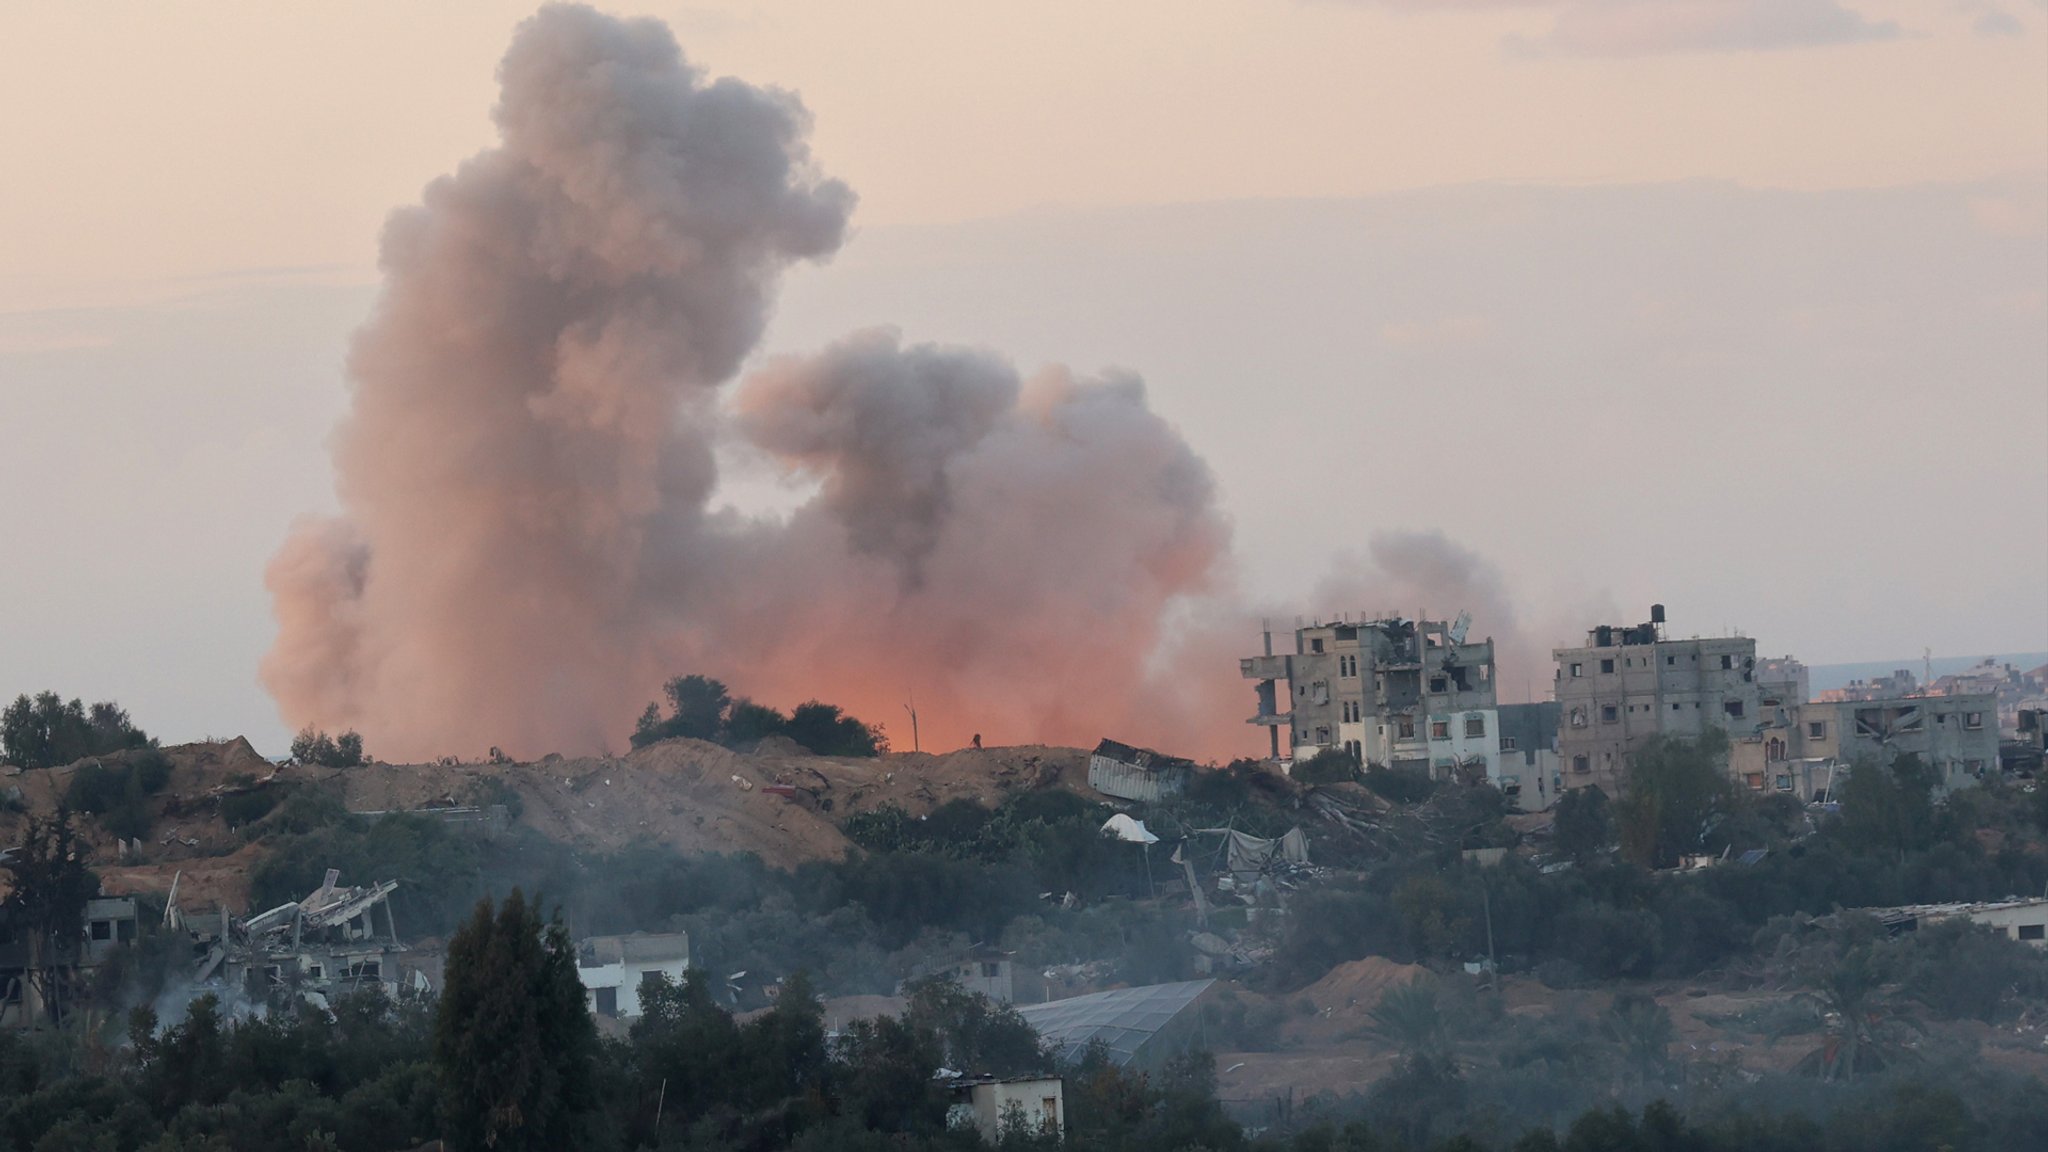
left=1, top=737, right=1095, bottom=910
left=170, top=736, right=273, bottom=781
left=1299, top=956, right=1432, bottom=1019
left=97, top=841, right=267, bottom=910
left=307, top=740, right=1092, bottom=869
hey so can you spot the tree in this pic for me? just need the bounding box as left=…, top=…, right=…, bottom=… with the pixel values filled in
left=786, top=700, right=885, bottom=757
left=0, top=809, right=99, bottom=1025
left=1599, top=993, right=1674, bottom=1086
left=291, top=726, right=367, bottom=767
left=1294, top=746, right=1361, bottom=785
left=1366, top=979, right=1448, bottom=1057
left=1614, top=732, right=1735, bottom=869
left=903, top=977, right=1047, bottom=1076
left=631, top=675, right=734, bottom=747
left=1898, top=919, right=2048, bottom=1023
left=1, top=691, right=152, bottom=769
left=1552, top=786, right=1611, bottom=865
left=433, top=889, right=601, bottom=1151
left=1834, top=752, right=1939, bottom=861
left=1789, top=924, right=1920, bottom=1082
left=725, top=698, right=790, bottom=745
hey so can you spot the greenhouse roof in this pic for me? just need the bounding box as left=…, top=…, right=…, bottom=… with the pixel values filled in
left=1016, top=979, right=1215, bottom=1066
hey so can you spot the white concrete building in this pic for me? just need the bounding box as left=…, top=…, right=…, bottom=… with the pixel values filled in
left=1426, top=707, right=1500, bottom=788
left=947, top=1075, right=1065, bottom=1142
left=575, top=931, right=691, bottom=1020
left=1863, top=899, right=2048, bottom=948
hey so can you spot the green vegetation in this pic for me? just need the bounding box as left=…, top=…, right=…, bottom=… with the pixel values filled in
left=1268, top=734, right=2048, bottom=990
left=0, top=691, right=153, bottom=769
left=631, top=673, right=887, bottom=755
left=291, top=726, right=368, bottom=767
left=436, top=890, right=602, bottom=1151
left=1613, top=731, right=1736, bottom=869
left=1295, top=747, right=1362, bottom=786
left=62, top=748, right=172, bottom=840
left=0, top=724, right=2043, bottom=1149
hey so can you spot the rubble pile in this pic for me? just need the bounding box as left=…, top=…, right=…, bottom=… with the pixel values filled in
left=181, top=868, right=422, bottom=1008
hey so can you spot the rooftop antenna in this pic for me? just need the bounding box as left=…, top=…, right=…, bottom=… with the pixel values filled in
left=1924, top=647, right=1933, bottom=685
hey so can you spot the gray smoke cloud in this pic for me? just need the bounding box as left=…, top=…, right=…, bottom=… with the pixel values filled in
left=265, top=4, right=854, bottom=756
left=267, top=5, right=1581, bottom=763
left=265, top=5, right=1242, bottom=760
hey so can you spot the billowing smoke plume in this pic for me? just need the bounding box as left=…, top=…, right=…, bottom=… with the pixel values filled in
left=266, top=5, right=1240, bottom=760
left=265, top=4, right=854, bottom=757
left=268, top=5, right=1585, bottom=763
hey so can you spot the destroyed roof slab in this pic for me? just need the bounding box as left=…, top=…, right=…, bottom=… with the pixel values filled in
left=1090, top=739, right=1195, bottom=773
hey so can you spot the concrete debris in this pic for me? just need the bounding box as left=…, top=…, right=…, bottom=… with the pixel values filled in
left=181, top=867, right=424, bottom=1007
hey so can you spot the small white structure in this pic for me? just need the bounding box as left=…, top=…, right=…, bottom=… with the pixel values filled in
left=1864, top=899, right=2048, bottom=948
left=1427, top=707, right=1500, bottom=786
left=923, top=944, right=1016, bottom=1004
left=82, top=897, right=139, bottom=965
left=947, top=1074, right=1065, bottom=1142
left=575, top=931, right=691, bottom=1019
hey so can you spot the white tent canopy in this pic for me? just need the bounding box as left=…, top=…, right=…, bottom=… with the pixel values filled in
left=1099, top=814, right=1160, bottom=844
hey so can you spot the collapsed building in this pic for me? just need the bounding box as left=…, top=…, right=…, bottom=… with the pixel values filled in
left=182, top=869, right=424, bottom=1007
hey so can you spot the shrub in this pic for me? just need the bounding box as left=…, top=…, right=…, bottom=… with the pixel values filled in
left=1364, top=765, right=1436, bottom=805
left=1900, top=919, right=2048, bottom=1022
left=1294, top=746, right=1360, bottom=785
left=291, top=727, right=367, bottom=767
left=628, top=675, right=886, bottom=756
left=63, top=751, right=174, bottom=842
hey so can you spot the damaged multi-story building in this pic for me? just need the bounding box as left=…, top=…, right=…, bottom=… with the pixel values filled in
left=0, top=897, right=140, bottom=1028
left=183, top=869, right=425, bottom=1008
left=1552, top=606, right=1765, bottom=796
left=1553, top=606, right=1998, bottom=800
left=1242, top=614, right=1499, bottom=779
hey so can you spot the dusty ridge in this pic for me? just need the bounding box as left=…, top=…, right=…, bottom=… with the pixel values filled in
left=5, top=738, right=1091, bottom=907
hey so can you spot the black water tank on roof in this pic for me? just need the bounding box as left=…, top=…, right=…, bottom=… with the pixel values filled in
left=1650, top=604, right=1666, bottom=625
left=1596, top=625, right=1614, bottom=648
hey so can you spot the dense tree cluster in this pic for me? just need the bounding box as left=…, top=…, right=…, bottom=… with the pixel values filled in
left=0, top=691, right=153, bottom=769
left=632, top=674, right=887, bottom=756
left=290, top=726, right=367, bottom=768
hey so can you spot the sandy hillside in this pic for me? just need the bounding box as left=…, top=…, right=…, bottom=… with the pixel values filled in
left=309, top=739, right=1089, bottom=868
left=4, top=737, right=1092, bottom=908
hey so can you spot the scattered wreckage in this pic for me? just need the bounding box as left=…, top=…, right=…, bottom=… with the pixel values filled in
left=176, top=868, right=427, bottom=1010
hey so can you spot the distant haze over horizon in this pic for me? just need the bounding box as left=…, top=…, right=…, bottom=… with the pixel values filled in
left=0, top=3, right=2040, bottom=758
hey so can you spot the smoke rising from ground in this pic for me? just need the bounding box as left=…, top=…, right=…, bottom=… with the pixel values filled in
left=266, top=4, right=1570, bottom=762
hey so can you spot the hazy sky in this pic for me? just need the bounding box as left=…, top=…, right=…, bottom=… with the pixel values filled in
left=2, top=1, right=2043, bottom=752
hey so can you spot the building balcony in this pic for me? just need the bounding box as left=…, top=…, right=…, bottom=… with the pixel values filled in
left=1240, top=656, right=1289, bottom=680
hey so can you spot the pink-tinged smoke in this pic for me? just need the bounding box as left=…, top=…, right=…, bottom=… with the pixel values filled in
left=264, top=5, right=1247, bottom=761
left=266, top=5, right=1585, bottom=764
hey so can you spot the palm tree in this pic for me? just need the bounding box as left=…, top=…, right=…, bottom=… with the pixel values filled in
left=1367, top=979, right=1448, bottom=1057
left=1600, top=993, right=1675, bottom=1086
left=1795, top=942, right=1921, bottom=1081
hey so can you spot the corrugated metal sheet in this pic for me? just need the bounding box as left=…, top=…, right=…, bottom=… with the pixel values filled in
left=1088, top=754, right=1188, bottom=802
